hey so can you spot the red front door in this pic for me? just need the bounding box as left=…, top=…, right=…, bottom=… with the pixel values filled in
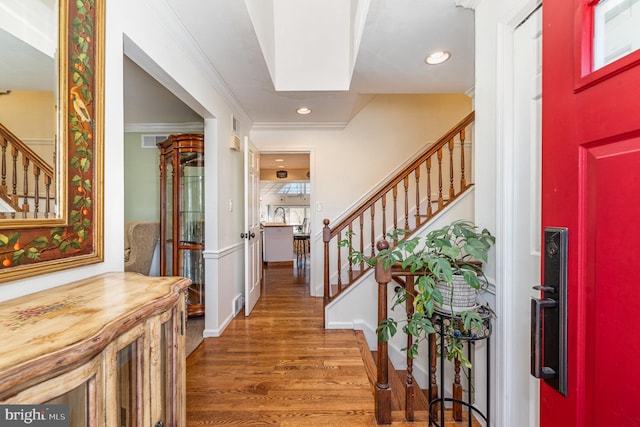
left=542, top=0, right=640, bottom=425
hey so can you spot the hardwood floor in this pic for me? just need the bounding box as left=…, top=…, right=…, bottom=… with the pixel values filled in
left=186, top=260, right=480, bottom=426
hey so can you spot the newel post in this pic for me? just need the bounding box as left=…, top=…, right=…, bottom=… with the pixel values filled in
left=322, top=219, right=331, bottom=303
left=374, top=239, right=392, bottom=424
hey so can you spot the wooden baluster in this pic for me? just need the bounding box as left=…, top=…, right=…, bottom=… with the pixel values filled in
left=426, top=157, right=433, bottom=217
left=449, top=139, right=455, bottom=199
left=11, top=146, right=18, bottom=200
left=45, top=176, right=51, bottom=218
left=403, top=176, right=409, bottom=230
left=453, top=357, right=463, bottom=420
left=415, top=167, right=421, bottom=228
left=358, top=214, right=364, bottom=274
left=0, top=138, right=7, bottom=193
left=392, top=185, right=398, bottom=240
left=429, top=333, right=439, bottom=420
left=33, top=167, right=41, bottom=218
left=381, top=194, right=387, bottom=238
left=22, top=156, right=29, bottom=216
left=437, top=148, right=444, bottom=209
left=460, top=128, right=467, bottom=189
left=347, top=223, right=354, bottom=282
left=337, top=230, right=343, bottom=291
left=370, top=205, right=375, bottom=255
left=405, top=275, right=415, bottom=421
left=374, top=240, right=391, bottom=425
left=322, top=219, right=331, bottom=302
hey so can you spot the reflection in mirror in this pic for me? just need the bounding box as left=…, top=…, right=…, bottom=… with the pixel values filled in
left=0, top=0, right=59, bottom=220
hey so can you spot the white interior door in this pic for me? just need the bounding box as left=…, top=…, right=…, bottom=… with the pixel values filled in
left=244, top=136, right=262, bottom=315
left=508, top=5, right=542, bottom=426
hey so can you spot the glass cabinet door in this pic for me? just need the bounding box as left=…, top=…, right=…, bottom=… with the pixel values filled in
left=117, top=340, right=140, bottom=427
left=164, top=152, right=175, bottom=276
left=179, top=154, right=204, bottom=317
left=158, top=134, right=205, bottom=318
left=44, top=382, right=88, bottom=426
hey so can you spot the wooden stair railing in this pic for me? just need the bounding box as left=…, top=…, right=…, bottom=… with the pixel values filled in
left=373, top=241, right=472, bottom=425
left=322, top=111, right=475, bottom=305
left=0, top=123, right=55, bottom=219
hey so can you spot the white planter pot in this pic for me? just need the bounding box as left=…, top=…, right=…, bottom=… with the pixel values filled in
left=435, top=274, right=477, bottom=313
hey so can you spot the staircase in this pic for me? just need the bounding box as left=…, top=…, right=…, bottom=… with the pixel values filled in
left=322, top=112, right=480, bottom=425
left=0, top=123, right=55, bottom=218
left=357, top=331, right=481, bottom=426
left=322, top=111, right=475, bottom=305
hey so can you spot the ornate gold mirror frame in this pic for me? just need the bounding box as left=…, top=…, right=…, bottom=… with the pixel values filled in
left=0, top=0, right=104, bottom=282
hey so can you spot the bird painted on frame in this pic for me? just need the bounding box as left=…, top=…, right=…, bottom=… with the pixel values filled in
left=70, top=86, right=91, bottom=123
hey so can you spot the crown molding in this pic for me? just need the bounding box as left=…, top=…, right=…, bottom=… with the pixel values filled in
left=124, top=122, right=205, bottom=133
left=138, top=0, right=253, bottom=127
left=251, top=122, right=348, bottom=131
left=455, top=0, right=481, bottom=10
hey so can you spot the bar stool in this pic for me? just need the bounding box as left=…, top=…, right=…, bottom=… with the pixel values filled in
left=294, top=233, right=310, bottom=259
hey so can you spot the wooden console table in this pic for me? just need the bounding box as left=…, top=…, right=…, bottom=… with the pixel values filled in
left=0, top=272, right=190, bottom=426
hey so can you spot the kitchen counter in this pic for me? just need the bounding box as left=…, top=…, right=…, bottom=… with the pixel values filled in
left=262, top=224, right=294, bottom=265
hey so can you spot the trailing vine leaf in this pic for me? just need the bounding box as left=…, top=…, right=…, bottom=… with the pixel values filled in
left=59, top=241, right=71, bottom=254
left=26, top=247, right=40, bottom=260
left=80, top=158, right=90, bottom=172
left=406, top=342, right=420, bottom=360
left=31, top=236, right=48, bottom=248
left=376, top=318, right=397, bottom=343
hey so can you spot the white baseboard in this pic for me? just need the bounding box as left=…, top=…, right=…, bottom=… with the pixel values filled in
left=202, top=309, right=236, bottom=338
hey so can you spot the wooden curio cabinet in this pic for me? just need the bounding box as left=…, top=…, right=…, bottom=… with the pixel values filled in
left=158, top=134, right=205, bottom=317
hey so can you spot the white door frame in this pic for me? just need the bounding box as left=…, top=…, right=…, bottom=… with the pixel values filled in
left=494, top=1, right=542, bottom=426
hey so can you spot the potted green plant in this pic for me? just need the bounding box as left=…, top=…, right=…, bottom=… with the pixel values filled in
left=341, top=219, right=495, bottom=368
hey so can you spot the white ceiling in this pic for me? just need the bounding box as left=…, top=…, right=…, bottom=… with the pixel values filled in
left=2, top=1, right=475, bottom=126
left=124, top=0, right=475, bottom=126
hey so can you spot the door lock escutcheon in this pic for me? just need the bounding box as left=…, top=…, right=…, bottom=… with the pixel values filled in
left=531, top=227, right=568, bottom=396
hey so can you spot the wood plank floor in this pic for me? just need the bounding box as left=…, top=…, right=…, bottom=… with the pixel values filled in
left=186, top=260, right=480, bottom=426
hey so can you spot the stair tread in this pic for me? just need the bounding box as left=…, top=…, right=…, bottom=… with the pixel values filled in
left=355, top=330, right=377, bottom=395
left=370, top=351, right=430, bottom=412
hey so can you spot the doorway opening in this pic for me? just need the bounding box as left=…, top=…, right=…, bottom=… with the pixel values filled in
left=259, top=152, right=312, bottom=278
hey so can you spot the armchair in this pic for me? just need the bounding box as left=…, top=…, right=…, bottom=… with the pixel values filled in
left=124, top=221, right=160, bottom=275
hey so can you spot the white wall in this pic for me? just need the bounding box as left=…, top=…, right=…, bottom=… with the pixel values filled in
left=121, top=0, right=249, bottom=337
left=0, top=0, right=248, bottom=342
left=251, top=94, right=472, bottom=297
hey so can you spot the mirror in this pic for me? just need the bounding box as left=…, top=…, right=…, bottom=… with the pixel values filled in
left=0, top=0, right=59, bottom=220
left=0, top=0, right=103, bottom=281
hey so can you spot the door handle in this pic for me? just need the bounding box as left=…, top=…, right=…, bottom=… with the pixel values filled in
left=531, top=297, right=557, bottom=379
left=530, top=227, right=568, bottom=396
left=240, top=232, right=256, bottom=239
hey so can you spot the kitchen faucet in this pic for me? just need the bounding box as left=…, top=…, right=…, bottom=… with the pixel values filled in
left=274, top=207, right=286, bottom=224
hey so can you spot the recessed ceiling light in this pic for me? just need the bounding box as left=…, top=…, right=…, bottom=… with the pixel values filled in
left=296, top=107, right=312, bottom=115
left=278, top=165, right=285, bottom=168
left=425, top=51, right=451, bottom=65
left=275, top=158, right=284, bottom=162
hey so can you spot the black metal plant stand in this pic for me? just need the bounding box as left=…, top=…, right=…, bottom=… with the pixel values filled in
left=428, top=306, right=492, bottom=427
